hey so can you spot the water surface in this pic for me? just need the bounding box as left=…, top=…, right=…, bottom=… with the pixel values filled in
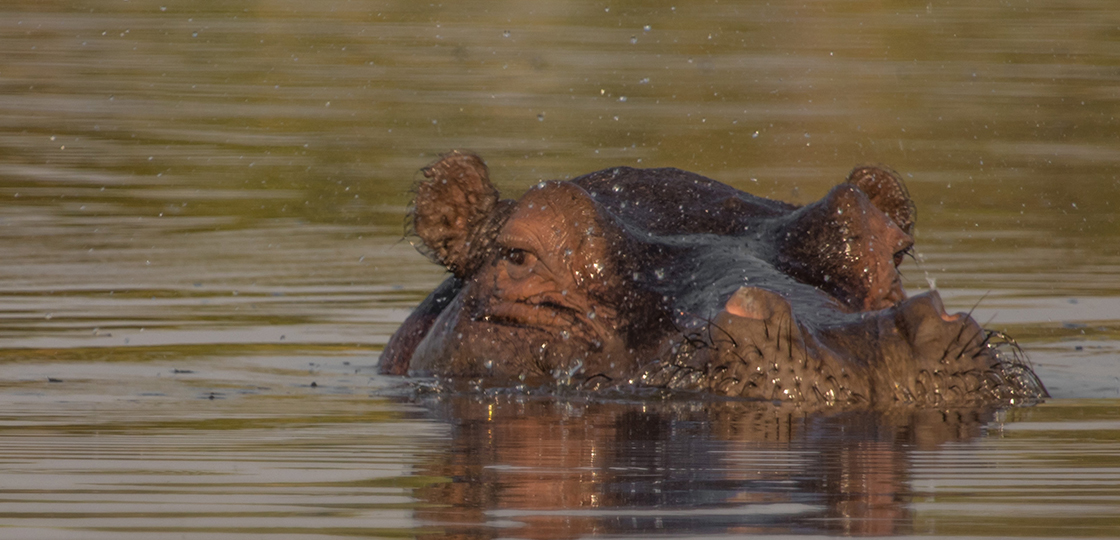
left=2, top=1, right=1119, bottom=538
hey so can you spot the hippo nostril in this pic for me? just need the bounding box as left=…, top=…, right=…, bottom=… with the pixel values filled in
left=724, top=287, right=789, bottom=321
left=910, top=290, right=965, bottom=322
left=892, top=290, right=990, bottom=363
left=941, top=311, right=962, bottom=323
left=895, top=290, right=963, bottom=342
left=897, top=290, right=944, bottom=318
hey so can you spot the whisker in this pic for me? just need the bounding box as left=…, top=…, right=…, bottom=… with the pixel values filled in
left=955, top=324, right=987, bottom=360
left=704, top=314, right=737, bottom=348
left=941, top=322, right=969, bottom=363
left=786, top=314, right=794, bottom=360
left=938, top=292, right=992, bottom=364
left=966, top=290, right=990, bottom=319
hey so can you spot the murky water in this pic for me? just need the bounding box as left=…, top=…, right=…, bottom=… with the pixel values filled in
left=2, top=0, right=1119, bottom=538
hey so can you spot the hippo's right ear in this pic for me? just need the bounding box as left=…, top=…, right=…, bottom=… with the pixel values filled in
left=845, top=166, right=915, bottom=236
left=410, top=151, right=514, bottom=278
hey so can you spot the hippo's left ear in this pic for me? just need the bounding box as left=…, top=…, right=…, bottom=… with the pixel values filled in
left=845, top=166, right=915, bottom=236
left=410, top=151, right=515, bottom=278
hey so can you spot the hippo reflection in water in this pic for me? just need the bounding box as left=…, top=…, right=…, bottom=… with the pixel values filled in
left=380, top=151, right=1046, bottom=407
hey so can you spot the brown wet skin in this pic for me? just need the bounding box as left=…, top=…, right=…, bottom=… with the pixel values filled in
left=381, top=151, right=1047, bottom=407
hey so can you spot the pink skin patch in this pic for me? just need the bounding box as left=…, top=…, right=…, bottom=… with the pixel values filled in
left=723, top=288, right=775, bottom=320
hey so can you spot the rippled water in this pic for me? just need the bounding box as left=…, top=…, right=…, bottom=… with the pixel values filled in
left=2, top=1, right=1119, bottom=538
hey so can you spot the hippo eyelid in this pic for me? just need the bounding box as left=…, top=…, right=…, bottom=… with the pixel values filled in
left=498, top=219, right=544, bottom=253
left=497, top=232, right=540, bottom=262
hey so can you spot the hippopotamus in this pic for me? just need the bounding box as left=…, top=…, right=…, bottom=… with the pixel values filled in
left=380, top=151, right=1046, bottom=407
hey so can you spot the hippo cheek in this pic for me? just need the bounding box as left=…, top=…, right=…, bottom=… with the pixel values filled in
left=706, top=287, right=870, bottom=403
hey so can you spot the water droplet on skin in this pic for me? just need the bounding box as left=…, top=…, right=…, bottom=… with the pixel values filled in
left=587, top=311, right=596, bottom=320
left=644, top=25, right=652, bottom=31
left=630, top=36, right=637, bottom=44
left=502, top=30, right=511, bottom=38
left=560, top=330, right=571, bottom=340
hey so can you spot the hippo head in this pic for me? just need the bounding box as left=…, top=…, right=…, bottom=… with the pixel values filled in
left=381, top=152, right=1046, bottom=407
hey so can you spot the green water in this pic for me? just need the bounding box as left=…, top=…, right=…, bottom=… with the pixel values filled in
left=2, top=0, right=1119, bottom=537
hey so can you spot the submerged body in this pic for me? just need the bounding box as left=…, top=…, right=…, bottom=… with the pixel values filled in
left=381, top=152, right=1046, bottom=407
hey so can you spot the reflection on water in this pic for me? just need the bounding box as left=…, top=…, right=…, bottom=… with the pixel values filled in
left=4, top=379, right=1120, bottom=538
left=410, top=395, right=997, bottom=538
left=406, top=395, right=1120, bottom=538
left=1, top=0, right=1120, bottom=538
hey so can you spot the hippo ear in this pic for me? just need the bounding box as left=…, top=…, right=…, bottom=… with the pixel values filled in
left=410, top=151, right=514, bottom=278
left=846, top=166, right=915, bottom=236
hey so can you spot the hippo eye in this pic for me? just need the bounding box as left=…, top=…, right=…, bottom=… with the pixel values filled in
left=504, top=247, right=536, bottom=267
